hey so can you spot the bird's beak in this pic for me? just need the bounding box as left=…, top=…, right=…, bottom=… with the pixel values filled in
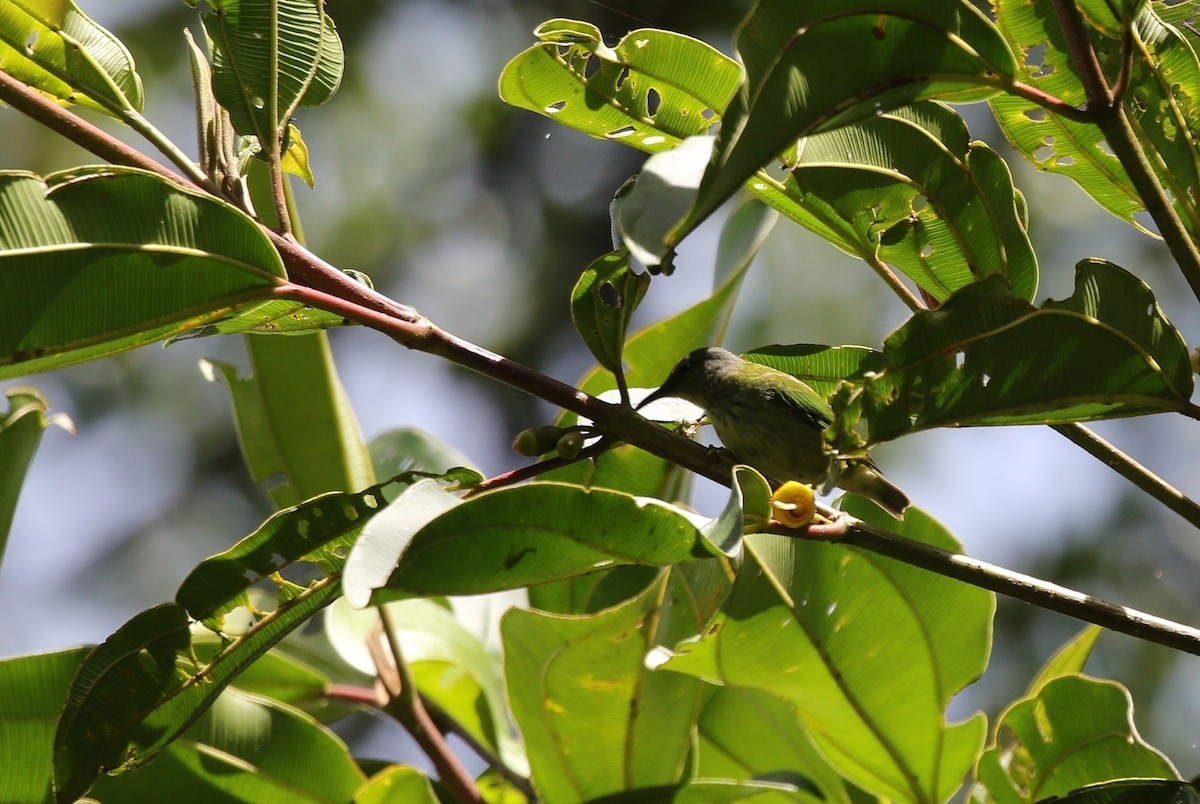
left=635, top=383, right=673, bottom=411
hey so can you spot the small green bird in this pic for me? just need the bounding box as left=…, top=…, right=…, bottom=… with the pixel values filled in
left=638, top=347, right=909, bottom=518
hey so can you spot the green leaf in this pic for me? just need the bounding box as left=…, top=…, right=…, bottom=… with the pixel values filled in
left=702, top=464, right=771, bottom=557
left=88, top=689, right=365, bottom=803
left=354, top=766, right=439, bottom=804
left=0, top=0, right=143, bottom=114
left=1028, top=625, right=1102, bottom=695
left=201, top=0, right=344, bottom=142
left=696, top=687, right=847, bottom=804
left=850, top=261, right=1193, bottom=443
left=663, top=502, right=993, bottom=802
left=376, top=482, right=715, bottom=598
left=0, top=648, right=89, bottom=804
left=503, top=576, right=701, bottom=801
left=203, top=333, right=374, bottom=510
left=571, top=248, right=650, bottom=382
left=0, top=386, right=69, bottom=569
left=682, top=0, right=1017, bottom=238
left=790, top=102, right=1037, bottom=302
left=974, top=676, right=1179, bottom=803
left=54, top=482, right=397, bottom=798
left=499, top=20, right=740, bottom=155
left=0, top=167, right=285, bottom=379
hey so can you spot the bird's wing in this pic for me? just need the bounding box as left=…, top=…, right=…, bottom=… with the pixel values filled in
left=766, top=377, right=833, bottom=430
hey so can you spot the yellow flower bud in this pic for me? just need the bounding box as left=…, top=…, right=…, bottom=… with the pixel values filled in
left=771, top=481, right=815, bottom=528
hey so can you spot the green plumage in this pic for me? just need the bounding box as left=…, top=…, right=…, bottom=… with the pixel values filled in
left=639, top=347, right=909, bottom=518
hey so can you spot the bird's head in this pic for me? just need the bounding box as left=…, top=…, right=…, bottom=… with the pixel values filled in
left=636, top=347, right=741, bottom=410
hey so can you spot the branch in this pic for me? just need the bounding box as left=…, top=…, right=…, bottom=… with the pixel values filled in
left=372, top=608, right=483, bottom=803
left=836, top=518, right=1200, bottom=656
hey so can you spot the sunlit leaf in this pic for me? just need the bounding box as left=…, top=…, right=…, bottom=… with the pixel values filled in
left=991, top=0, right=1200, bottom=237
left=499, top=20, right=738, bottom=155
left=202, top=333, right=373, bottom=510
left=201, top=0, right=344, bottom=142
left=504, top=576, right=701, bottom=801
left=790, top=102, right=1037, bottom=301
left=974, top=676, right=1179, bottom=803
left=0, top=0, right=143, bottom=114
left=88, top=689, right=365, bottom=803
left=696, top=686, right=847, bottom=804
left=326, top=597, right=527, bottom=776
left=52, top=479, right=404, bottom=798
left=663, top=502, right=993, bottom=802
left=0, top=167, right=284, bottom=379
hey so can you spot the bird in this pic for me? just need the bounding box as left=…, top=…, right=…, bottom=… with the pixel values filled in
left=637, top=346, right=909, bottom=518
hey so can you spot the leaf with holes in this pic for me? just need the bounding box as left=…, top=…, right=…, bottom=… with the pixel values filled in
left=661, top=500, right=993, bottom=802
left=790, top=102, right=1037, bottom=302
left=500, top=19, right=738, bottom=155
left=843, top=260, right=1193, bottom=444
left=504, top=575, right=702, bottom=801
left=0, top=0, right=143, bottom=114
left=0, top=167, right=285, bottom=380
left=571, top=248, right=649, bottom=381
left=991, top=0, right=1200, bottom=237
left=974, top=676, right=1178, bottom=803
left=679, top=0, right=1017, bottom=241
left=200, top=0, right=344, bottom=143
left=52, top=479, right=408, bottom=798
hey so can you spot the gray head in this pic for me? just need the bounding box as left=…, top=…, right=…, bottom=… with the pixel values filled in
left=637, top=347, right=742, bottom=409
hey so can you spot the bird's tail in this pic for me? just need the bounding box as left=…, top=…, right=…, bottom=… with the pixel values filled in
left=836, top=462, right=909, bottom=519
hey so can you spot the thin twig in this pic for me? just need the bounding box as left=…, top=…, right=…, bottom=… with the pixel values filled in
left=423, top=698, right=538, bottom=800
left=466, top=438, right=617, bottom=497
left=373, top=608, right=483, bottom=803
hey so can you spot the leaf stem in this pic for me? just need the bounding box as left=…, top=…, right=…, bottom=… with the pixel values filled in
left=373, top=607, right=483, bottom=803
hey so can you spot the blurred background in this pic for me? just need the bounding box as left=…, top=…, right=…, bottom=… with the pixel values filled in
left=3, top=0, right=1200, bottom=775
